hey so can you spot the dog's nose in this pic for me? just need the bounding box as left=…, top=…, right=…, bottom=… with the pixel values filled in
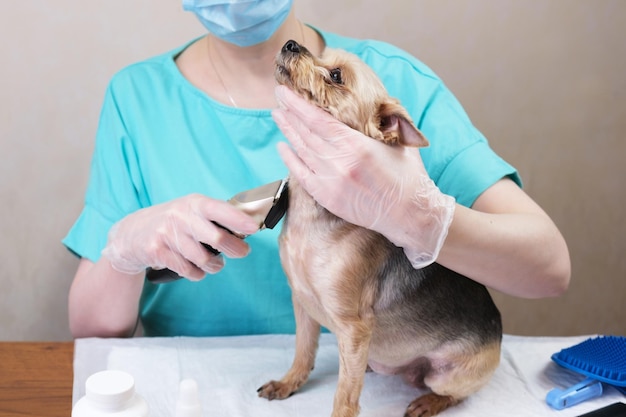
left=282, top=40, right=300, bottom=54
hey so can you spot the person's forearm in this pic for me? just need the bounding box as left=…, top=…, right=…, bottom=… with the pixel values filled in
left=68, top=258, right=144, bottom=338
left=436, top=204, right=571, bottom=299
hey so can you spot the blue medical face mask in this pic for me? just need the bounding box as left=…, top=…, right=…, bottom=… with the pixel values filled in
left=183, top=0, right=293, bottom=47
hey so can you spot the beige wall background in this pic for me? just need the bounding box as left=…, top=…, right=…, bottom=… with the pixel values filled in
left=0, top=1, right=623, bottom=341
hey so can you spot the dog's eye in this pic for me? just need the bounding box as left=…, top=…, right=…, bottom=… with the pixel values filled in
left=329, top=68, right=343, bottom=84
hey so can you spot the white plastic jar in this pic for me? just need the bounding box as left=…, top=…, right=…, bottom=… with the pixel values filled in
left=72, top=370, right=149, bottom=417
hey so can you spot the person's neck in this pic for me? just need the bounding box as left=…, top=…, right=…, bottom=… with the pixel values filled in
left=178, top=13, right=324, bottom=109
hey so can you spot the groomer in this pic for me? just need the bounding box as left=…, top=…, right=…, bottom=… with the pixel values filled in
left=64, top=0, right=570, bottom=338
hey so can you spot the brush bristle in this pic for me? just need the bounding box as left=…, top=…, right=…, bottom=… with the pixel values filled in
left=552, top=335, right=626, bottom=386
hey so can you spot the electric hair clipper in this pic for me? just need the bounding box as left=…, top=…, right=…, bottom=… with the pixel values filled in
left=146, top=179, right=289, bottom=284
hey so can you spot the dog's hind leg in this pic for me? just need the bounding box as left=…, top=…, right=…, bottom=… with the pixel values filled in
left=257, top=295, right=321, bottom=400
left=404, top=341, right=501, bottom=417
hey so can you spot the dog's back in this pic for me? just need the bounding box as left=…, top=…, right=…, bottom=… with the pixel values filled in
left=374, top=247, right=502, bottom=348
left=371, top=245, right=502, bottom=380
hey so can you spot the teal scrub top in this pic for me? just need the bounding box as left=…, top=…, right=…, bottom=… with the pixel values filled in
left=63, top=28, right=520, bottom=337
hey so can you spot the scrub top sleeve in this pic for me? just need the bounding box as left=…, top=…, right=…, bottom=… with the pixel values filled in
left=437, top=140, right=521, bottom=208
left=63, top=82, right=144, bottom=262
left=412, top=82, right=522, bottom=208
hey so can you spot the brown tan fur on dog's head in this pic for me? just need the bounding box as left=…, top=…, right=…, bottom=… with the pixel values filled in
left=275, top=40, right=428, bottom=148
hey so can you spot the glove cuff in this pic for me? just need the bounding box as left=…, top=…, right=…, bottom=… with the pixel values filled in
left=101, top=222, right=148, bottom=275
left=404, top=193, right=455, bottom=268
left=391, top=176, right=456, bottom=269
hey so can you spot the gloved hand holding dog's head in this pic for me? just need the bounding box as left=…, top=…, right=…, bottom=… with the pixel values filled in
left=274, top=86, right=455, bottom=268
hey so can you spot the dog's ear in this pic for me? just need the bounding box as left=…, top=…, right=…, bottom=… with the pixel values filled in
left=377, top=99, right=429, bottom=147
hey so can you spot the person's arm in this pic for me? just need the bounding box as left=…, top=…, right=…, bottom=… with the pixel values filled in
left=273, top=86, right=570, bottom=299
left=67, top=194, right=260, bottom=338
left=69, top=257, right=143, bottom=338
left=437, top=178, right=570, bottom=298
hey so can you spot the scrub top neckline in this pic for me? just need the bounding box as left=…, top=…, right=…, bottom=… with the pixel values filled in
left=165, top=25, right=328, bottom=117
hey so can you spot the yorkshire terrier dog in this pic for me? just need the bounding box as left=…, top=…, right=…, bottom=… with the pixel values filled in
left=257, top=40, right=502, bottom=417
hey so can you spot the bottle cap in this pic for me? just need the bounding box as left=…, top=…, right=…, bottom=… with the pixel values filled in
left=86, top=370, right=135, bottom=410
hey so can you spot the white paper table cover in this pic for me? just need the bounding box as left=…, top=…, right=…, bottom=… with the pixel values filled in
left=73, top=334, right=624, bottom=416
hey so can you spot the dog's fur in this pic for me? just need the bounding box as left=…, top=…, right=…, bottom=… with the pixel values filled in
left=257, top=40, right=502, bottom=417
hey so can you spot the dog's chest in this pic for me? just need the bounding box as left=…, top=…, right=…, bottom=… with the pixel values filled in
left=278, top=183, right=355, bottom=323
left=280, top=182, right=345, bottom=254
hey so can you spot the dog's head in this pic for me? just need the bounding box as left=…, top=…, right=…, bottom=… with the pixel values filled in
left=275, top=40, right=428, bottom=147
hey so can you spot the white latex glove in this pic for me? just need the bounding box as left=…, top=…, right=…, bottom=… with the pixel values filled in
left=273, top=86, right=455, bottom=268
left=101, top=194, right=259, bottom=279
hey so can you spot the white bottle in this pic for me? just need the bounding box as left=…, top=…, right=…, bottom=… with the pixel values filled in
left=175, top=379, right=202, bottom=417
left=72, top=370, right=149, bottom=417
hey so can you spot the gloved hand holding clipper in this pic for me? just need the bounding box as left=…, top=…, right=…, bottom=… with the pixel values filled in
left=102, top=194, right=260, bottom=280
left=274, top=86, right=455, bottom=268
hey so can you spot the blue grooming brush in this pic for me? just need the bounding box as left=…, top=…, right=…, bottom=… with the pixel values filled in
left=547, top=336, right=626, bottom=410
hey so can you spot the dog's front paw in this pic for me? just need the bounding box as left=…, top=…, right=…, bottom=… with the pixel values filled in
left=405, top=394, right=457, bottom=417
left=257, top=380, right=297, bottom=400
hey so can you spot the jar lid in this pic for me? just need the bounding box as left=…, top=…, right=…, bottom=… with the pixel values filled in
left=85, top=370, right=135, bottom=409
